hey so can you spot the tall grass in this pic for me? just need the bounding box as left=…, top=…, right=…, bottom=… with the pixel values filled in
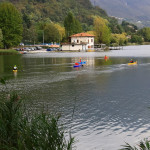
left=0, top=78, right=74, bottom=150
left=121, top=139, right=150, bottom=150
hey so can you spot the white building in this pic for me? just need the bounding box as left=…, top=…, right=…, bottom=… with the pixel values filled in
left=61, top=33, right=95, bottom=51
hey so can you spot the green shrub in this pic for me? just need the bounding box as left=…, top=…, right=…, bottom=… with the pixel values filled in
left=0, top=78, right=74, bottom=150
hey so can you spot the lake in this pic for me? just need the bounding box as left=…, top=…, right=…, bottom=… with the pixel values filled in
left=1, top=45, right=150, bottom=150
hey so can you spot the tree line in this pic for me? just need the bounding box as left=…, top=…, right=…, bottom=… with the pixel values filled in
left=0, top=2, right=150, bottom=49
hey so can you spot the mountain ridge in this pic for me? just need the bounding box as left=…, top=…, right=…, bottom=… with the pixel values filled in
left=90, top=0, right=150, bottom=23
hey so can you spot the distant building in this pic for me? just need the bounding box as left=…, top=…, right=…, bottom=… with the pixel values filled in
left=61, top=33, right=95, bottom=51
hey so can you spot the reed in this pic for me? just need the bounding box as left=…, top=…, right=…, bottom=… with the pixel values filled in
left=0, top=78, right=74, bottom=150
left=121, top=139, right=150, bottom=150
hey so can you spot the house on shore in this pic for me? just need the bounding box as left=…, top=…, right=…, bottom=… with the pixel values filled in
left=61, top=33, right=95, bottom=51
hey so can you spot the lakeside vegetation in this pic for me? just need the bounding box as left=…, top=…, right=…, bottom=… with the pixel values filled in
left=0, top=78, right=74, bottom=150
left=0, top=49, right=19, bottom=55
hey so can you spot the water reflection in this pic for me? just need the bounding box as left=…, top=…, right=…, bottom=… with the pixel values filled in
left=13, top=71, right=17, bottom=78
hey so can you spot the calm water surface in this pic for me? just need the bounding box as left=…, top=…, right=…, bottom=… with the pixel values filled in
left=1, top=45, right=150, bottom=150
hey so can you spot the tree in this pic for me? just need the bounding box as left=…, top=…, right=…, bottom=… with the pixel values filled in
left=44, top=23, right=60, bottom=43
left=54, top=24, right=65, bottom=42
left=93, top=16, right=111, bottom=44
left=138, top=27, right=150, bottom=42
left=64, top=12, right=82, bottom=37
left=0, top=29, right=3, bottom=48
left=0, top=2, right=23, bottom=48
left=111, top=33, right=127, bottom=46
left=121, top=21, right=138, bottom=34
left=130, top=34, right=143, bottom=44
left=108, top=17, right=123, bottom=34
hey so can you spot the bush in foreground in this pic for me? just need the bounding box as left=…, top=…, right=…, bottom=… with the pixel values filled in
left=0, top=78, right=74, bottom=150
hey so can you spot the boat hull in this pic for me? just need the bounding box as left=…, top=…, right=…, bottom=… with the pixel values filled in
left=13, top=70, right=18, bottom=72
left=74, top=65, right=81, bottom=68
left=128, top=61, right=137, bottom=65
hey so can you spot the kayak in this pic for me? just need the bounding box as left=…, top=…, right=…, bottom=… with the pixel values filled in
left=13, top=70, right=17, bottom=72
left=128, top=61, right=137, bottom=65
left=73, top=65, right=81, bottom=68
left=78, top=61, right=86, bottom=65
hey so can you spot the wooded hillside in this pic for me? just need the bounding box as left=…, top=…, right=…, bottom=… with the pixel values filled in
left=1, top=0, right=108, bottom=26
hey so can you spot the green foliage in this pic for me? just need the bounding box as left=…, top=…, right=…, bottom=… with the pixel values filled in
left=121, top=139, right=150, bottom=150
left=44, top=23, right=61, bottom=43
left=0, top=91, right=74, bottom=150
left=23, top=25, right=38, bottom=44
left=22, top=12, right=31, bottom=29
left=93, top=16, right=111, bottom=45
left=7, top=0, right=108, bottom=28
left=111, top=33, right=128, bottom=46
left=138, top=27, right=150, bottom=42
left=130, top=34, right=143, bottom=44
left=64, top=12, right=82, bottom=37
left=0, top=2, right=23, bottom=48
left=0, top=29, right=3, bottom=48
left=121, top=21, right=138, bottom=34
left=108, top=17, right=123, bottom=34
left=0, top=49, right=19, bottom=55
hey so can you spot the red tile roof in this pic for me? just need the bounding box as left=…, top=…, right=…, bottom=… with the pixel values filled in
left=70, top=32, right=95, bottom=37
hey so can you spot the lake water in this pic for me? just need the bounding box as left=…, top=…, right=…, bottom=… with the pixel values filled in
left=1, top=45, right=150, bottom=150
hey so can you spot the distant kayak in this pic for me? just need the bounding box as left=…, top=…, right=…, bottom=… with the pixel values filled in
left=128, top=61, right=137, bottom=65
left=13, top=70, right=18, bottom=72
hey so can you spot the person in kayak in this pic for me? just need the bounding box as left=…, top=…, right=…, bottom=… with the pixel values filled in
left=80, top=57, right=82, bottom=62
left=130, top=59, right=134, bottom=63
left=13, top=65, right=17, bottom=70
left=104, top=55, right=109, bottom=61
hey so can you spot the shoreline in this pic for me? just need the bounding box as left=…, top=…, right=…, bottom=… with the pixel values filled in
left=0, top=49, right=19, bottom=55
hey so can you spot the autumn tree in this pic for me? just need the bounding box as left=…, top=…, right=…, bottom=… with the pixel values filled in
left=93, top=16, right=111, bottom=45
left=111, top=33, right=127, bottom=46
left=0, top=2, right=23, bottom=48
left=54, top=24, right=65, bottom=42
left=44, top=23, right=60, bottom=43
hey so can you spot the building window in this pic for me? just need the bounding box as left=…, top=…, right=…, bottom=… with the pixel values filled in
left=91, top=39, right=93, bottom=42
left=77, top=40, right=79, bottom=43
left=72, top=45, right=74, bottom=47
left=88, top=39, right=89, bottom=44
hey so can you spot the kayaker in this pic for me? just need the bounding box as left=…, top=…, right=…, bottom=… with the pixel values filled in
left=104, top=55, right=109, bottom=61
left=13, top=65, right=17, bottom=70
left=130, top=59, right=134, bottom=63
left=80, top=57, right=82, bottom=62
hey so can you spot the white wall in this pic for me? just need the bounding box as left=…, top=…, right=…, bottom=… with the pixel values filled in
left=71, top=37, right=94, bottom=49
left=62, top=44, right=83, bottom=51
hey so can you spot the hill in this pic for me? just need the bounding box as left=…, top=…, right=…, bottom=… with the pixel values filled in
left=0, top=0, right=108, bottom=26
left=90, top=0, right=150, bottom=26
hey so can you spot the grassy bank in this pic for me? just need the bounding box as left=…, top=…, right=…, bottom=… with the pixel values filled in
left=0, top=49, right=19, bottom=55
